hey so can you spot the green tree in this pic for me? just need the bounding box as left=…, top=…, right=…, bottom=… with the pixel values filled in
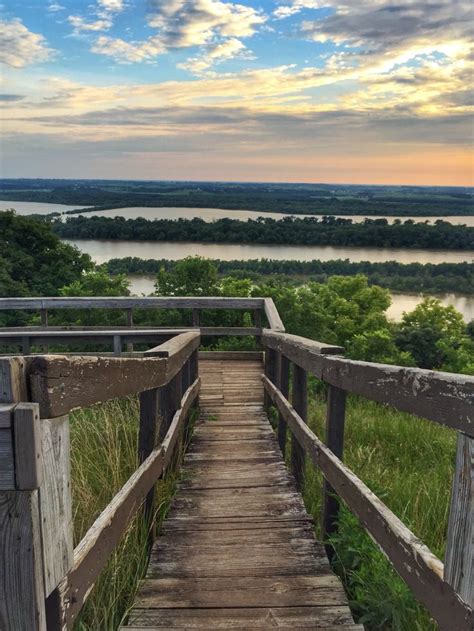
left=155, top=256, right=218, bottom=296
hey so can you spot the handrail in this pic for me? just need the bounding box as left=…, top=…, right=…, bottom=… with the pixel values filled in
left=262, top=329, right=474, bottom=435
left=263, top=375, right=473, bottom=631
left=261, top=329, right=474, bottom=631
left=27, top=331, right=200, bottom=418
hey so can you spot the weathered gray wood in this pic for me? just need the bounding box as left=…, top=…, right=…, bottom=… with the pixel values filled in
left=14, top=403, right=43, bottom=490
left=199, top=351, right=263, bottom=361
left=40, top=309, right=48, bottom=327
left=0, top=427, right=15, bottom=489
left=51, top=377, right=199, bottom=628
left=113, top=334, right=122, bottom=357
left=322, top=385, right=347, bottom=553
left=0, top=403, right=15, bottom=428
left=39, top=416, right=73, bottom=596
left=278, top=355, right=290, bottom=456
left=263, top=375, right=474, bottom=631
left=0, top=490, right=47, bottom=631
left=264, top=348, right=278, bottom=408
left=444, top=433, right=474, bottom=607
left=291, top=364, right=307, bottom=490
left=145, top=331, right=200, bottom=382
left=0, top=357, right=27, bottom=403
left=29, top=354, right=168, bottom=418
left=139, top=387, right=161, bottom=542
left=263, top=298, right=285, bottom=332
left=192, top=308, right=200, bottom=327
left=263, top=330, right=474, bottom=436
left=0, top=296, right=265, bottom=311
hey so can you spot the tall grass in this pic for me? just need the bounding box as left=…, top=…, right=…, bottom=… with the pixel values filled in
left=302, top=387, right=457, bottom=630
left=69, top=398, right=178, bottom=630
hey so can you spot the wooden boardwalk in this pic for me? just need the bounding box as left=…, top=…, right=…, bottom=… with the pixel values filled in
left=123, top=357, right=361, bottom=630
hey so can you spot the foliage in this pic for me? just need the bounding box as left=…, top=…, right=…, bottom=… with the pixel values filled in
left=106, top=257, right=474, bottom=295
left=155, top=256, right=218, bottom=296
left=0, top=210, right=92, bottom=297
left=53, top=214, right=474, bottom=250
left=395, top=298, right=474, bottom=371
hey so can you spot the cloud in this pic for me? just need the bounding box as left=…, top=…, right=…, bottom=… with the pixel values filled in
left=146, top=0, right=266, bottom=47
left=47, top=2, right=65, bottom=12
left=274, top=1, right=321, bottom=20
left=0, top=94, right=25, bottom=102
left=178, top=38, right=250, bottom=74
left=68, top=15, right=113, bottom=33
left=98, top=0, right=125, bottom=12
left=91, top=35, right=164, bottom=62
left=0, top=18, right=54, bottom=68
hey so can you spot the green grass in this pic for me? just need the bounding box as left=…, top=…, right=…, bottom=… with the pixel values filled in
left=301, top=389, right=456, bottom=630
left=69, top=398, right=181, bottom=630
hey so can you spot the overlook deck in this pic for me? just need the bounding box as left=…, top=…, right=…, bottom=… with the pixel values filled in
left=123, top=356, right=361, bottom=630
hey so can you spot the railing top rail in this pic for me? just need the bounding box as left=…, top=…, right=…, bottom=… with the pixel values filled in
left=262, top=329, right=474, bottom=436
left=26, top=330, right=201, bottom=418
left=0, top=296, right=266, bottom=310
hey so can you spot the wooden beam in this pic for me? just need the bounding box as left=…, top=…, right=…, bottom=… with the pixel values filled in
left=14, top=403, right=42, bottom=490
left=291, top=365, right=307, bottom=490
left=444, top=433, right=474, bottom=607
left=263, top=375, right=474, bottom=631
left=263, top=299, right=285, bottom=332
left=262, top=331, right=474, bottom=436
left=49, top=378, right=200, bottom=629
left=29, top=355, right=168, bottom=418
left=322, top=385, right=347, bottom=556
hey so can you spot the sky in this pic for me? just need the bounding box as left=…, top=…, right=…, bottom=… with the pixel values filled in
left=1, top=0, right=473, bottom=185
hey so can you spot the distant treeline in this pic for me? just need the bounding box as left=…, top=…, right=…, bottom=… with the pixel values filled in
left=54, top=215, right=474, bottom=250
left=1, top=178, right=473, bottom=216
left=105, top=257, right=474, bottom=295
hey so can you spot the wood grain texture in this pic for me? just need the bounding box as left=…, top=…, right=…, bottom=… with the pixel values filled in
left=0, top=427, right=15, bottom=490
left=39, top=416, right=73, bottom=597
left=0, top=357, right=27, bottom=403
left=122, top=358, right=358, bottom=630
left=444, top=433, right=474, bottom=607
left=263, top=375, right=474, bottom=631
left=0, top=490, right=46, bottom=631
left=14, top=403, right=42, bottom=490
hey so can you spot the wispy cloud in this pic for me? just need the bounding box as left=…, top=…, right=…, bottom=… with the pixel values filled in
left=68, top=15, right=113, bottom=34
left=0, top=18, right=54, bottom=68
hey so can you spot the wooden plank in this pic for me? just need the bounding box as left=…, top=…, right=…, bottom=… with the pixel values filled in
left=263, top=375, right=474, bottom=631
left=0, top=357, right=27, bottom=403
left=0, top=428, right=15, bottom=490
left=126, top=606, right=356, bottom=628
left=28, top=354, right=168, bottom=418
left=0, top=403, right=15, bottom=428
left=134, top=575, right=347, bottom=609
left=159, top=525, right=314, bottom=546
left=444, top=433, right=474, bottom=606
left=0, top=490, right=46, bottom=631
left=322, top=385, right=347, bottom=552
left=14, top=403, right=42, bottom=490
left=39, top=416, right=73, bottom=597
left=291, top=364, right=307, bottom=489
left=263, top=298, right=285, bottom=332
left=0, top=297, right=265, bottom=311
left=51, top=378, right=200, bottom=628
left=262, top=330, right=474, bottom=436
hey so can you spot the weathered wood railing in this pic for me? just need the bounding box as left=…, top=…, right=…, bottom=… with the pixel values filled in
left=0, top=330, right=200, bottom=630
left=262, top=329, right=474, bottom=631
left=0, top=296, right=285, bottom=354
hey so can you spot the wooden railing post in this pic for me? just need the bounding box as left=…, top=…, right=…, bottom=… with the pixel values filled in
left=444, top=432, right=473, bottom=608
left=264, top=348, right=278, bottom=409
left=192, top=308, right=200, bottom=328
left=291, top=364, right=307, bottom=489
left=1, top=358, right=73, bottom=631
left=322, top=385, right=347, bottom=557
left=40, top=309, right=48, bottom=327
left=113, top=334, right=122, bottom=357
left=138, top=387, right=160, bottom=534
left=254, top=309, right=262, bottom=347
left=278, top=355, right=290, bottom=456
left=126, top=308, right=134, bottom=352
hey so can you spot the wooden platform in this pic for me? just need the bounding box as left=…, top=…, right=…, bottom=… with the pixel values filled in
left=123, top=357, right=361, bottom=630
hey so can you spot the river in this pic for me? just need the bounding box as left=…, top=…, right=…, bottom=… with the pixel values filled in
left=63, top=239, right=473, bottom=265
left=1, top=200, right=473, bottom=226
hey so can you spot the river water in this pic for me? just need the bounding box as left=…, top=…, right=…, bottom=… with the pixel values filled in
left=2, top=200, right=473, bottom=226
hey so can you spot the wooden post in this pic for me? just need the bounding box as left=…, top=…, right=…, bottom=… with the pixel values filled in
left=291, top=364, right=307, bottom=490
left=139, top=387, right=160, bottom=537
left=113, top=334, right=122, bottom=357
left=126, top=308, right=134, bottom=352
left=278, top=355, right=290, bottom=456
left=192, top=309, right=200, bottom=328
left=40, top=309, right=48, bottom=327
left=254, top=309, right=262, bottom=348
left=444, top=432, right=474, bottom=607
left=322, top=385, right=347, bottom=557
left=264, top=348, right=277, bottom=409
left=190, top=349, right=199, bottom=409
left=22, top=335, right=31, bottom=356
left=0, top=359, right=46, bottom=630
